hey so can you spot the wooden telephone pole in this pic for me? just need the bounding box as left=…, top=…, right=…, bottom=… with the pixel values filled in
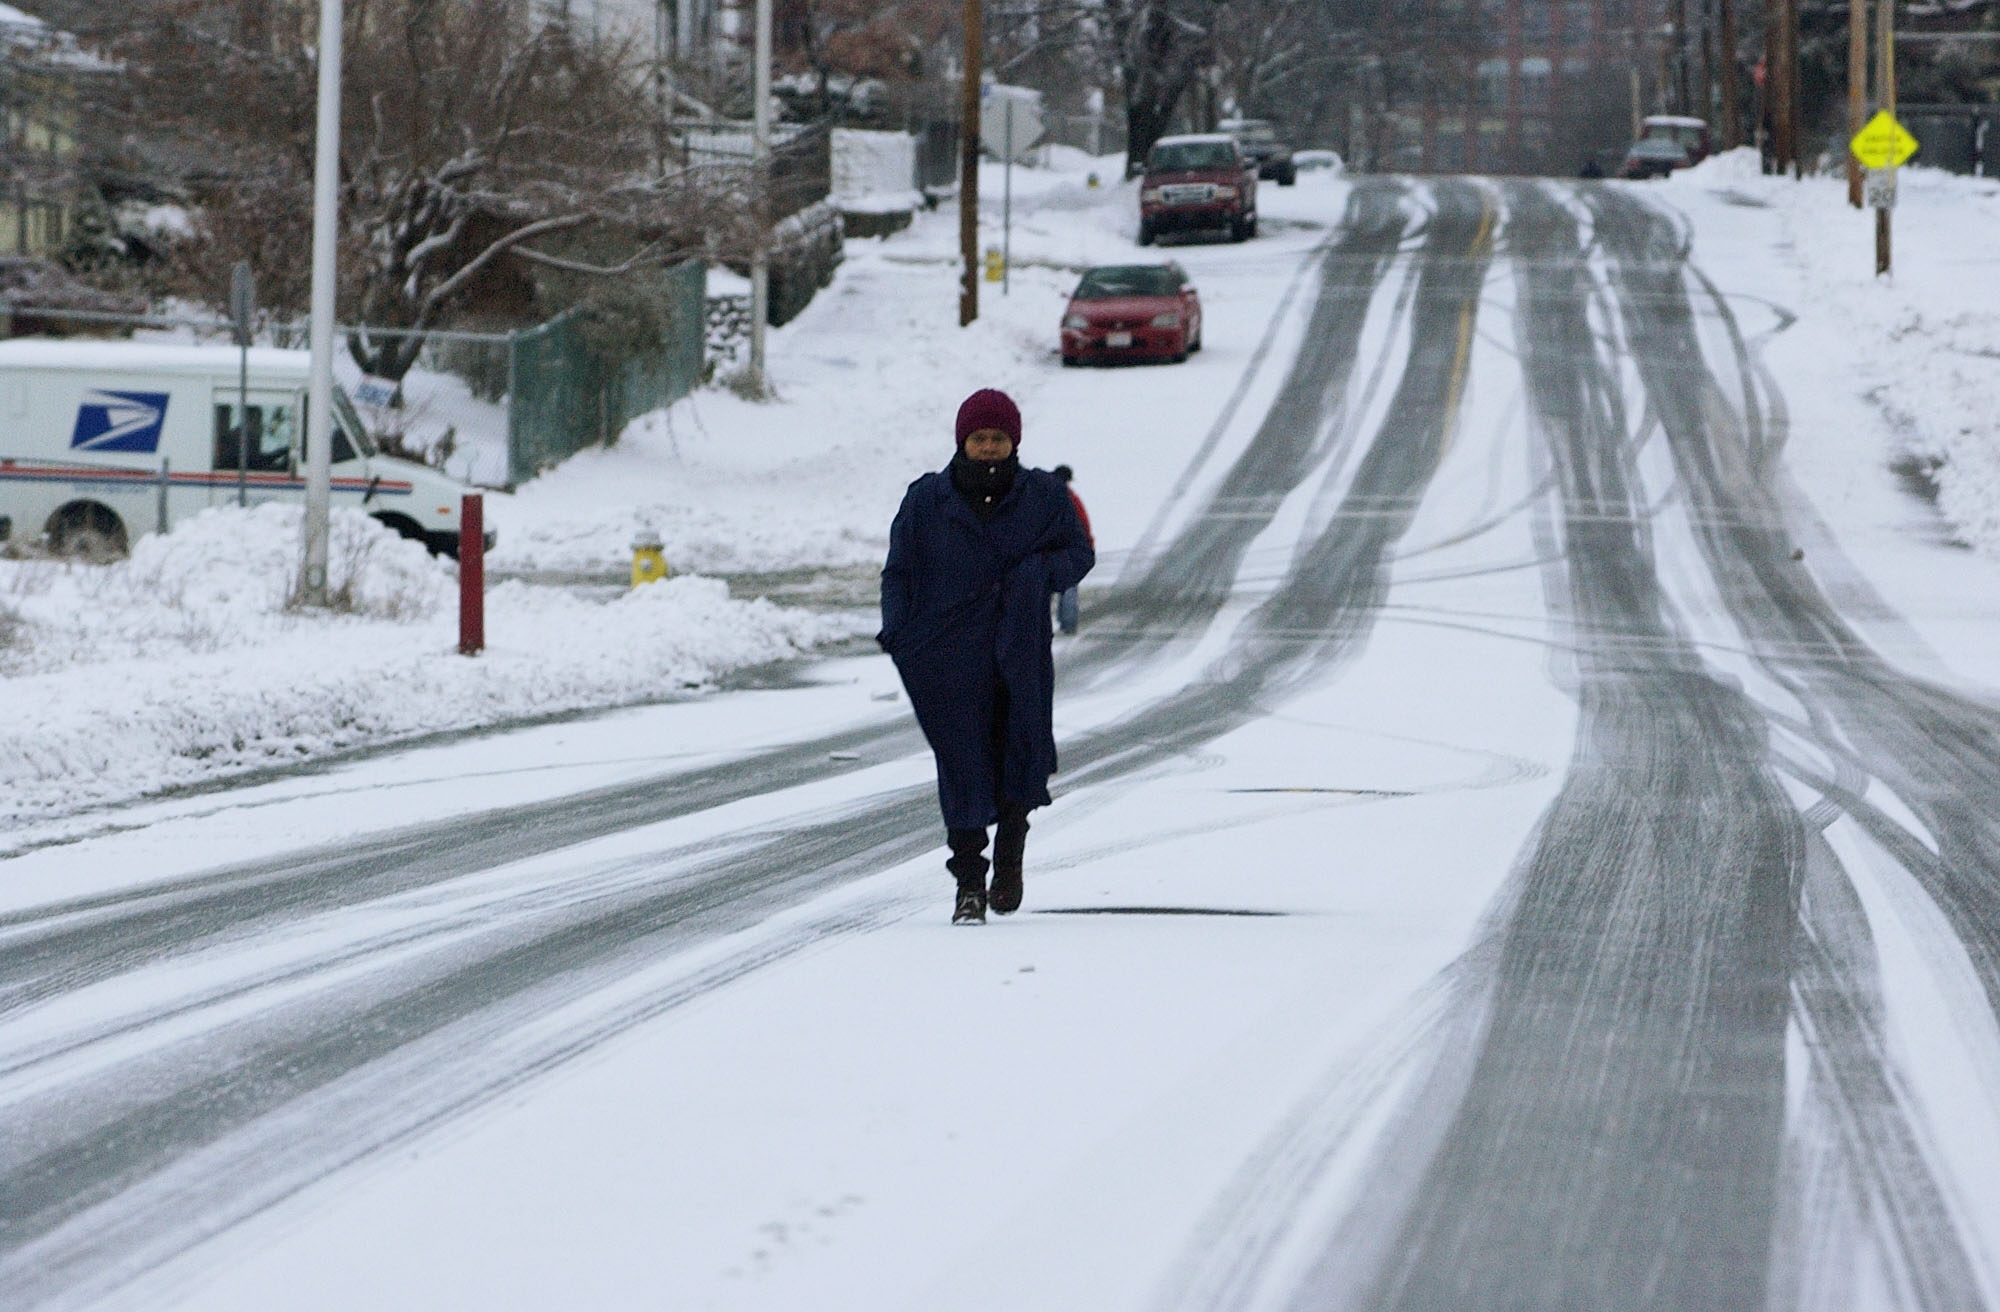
left=1719, top=0, right=1742, bottom=147
left=959, top=0, right=981, bottom=327
left=1877, top=0, right=1896, bottom=272
left=1848, top=0, right=1868, bottom=204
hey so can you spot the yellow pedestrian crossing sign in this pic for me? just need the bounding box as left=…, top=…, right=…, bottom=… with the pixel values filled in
left=1851, top=111, right=1918, bottom=169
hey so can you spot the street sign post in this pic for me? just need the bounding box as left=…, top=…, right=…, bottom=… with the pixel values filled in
left=228, top=261, right=255, bottom=508
left=1850, top=109, right=1915, bottom=277
left=979, top=93, right=1044, bottom=162
left=1863, top=168, right=1897, bottom=209
left=980, top=93, right=1045, bottom=298
left=1849, top=110, right=1917, bottom=169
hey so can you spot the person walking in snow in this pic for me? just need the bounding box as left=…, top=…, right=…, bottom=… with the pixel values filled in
left=878, top=389, right=1096, bottom=924
left=1050, top=465, right=1093, bottom=635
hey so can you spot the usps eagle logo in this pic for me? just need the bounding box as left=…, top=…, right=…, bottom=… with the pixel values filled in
left=70, top=390, right=171, bottom=453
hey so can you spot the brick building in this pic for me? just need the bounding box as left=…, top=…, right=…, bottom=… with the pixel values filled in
left=1377, top=0, right=1679, bottom=175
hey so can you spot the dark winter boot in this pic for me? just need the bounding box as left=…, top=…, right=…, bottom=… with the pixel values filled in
left=989, top=805, right=1030, bottom=915
left=947, top=828, right=989, bottom=925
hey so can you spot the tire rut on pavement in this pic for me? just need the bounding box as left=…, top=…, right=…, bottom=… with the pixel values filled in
left=1319, top=183, right=1801, bottom=1312
left=1583, top=185, right=1989, bottom=1308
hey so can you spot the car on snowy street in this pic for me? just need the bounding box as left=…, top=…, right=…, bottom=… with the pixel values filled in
left=1138, top=133, right=1258, bottom=245
left=1217, top=118, right=1298, bottom=185
left=1617, top=136, right=1692, bottom=179
left=1060, top=263, right=1202, bottom=366
left=1640, top=113, right=1712, bottom=164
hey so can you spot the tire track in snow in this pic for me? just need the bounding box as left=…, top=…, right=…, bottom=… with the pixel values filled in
left=1584, top=186, right=1989, bottom=1309
left=1317, top=183, right=1802, bottom=1312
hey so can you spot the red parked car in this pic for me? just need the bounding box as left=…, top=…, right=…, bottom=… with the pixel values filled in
left=1139, top=134, right=1258, bottom=245
left=1060, top=263, right=1202, bottom=366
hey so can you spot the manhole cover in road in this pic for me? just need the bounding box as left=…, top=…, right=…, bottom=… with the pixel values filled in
left=1225, top=787, right=1414, bottom=797
left=1034, top=906, right=1286, bottom=917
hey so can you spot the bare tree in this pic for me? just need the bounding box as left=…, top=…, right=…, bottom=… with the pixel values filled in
left=776, top=0, right=956, bottom=116
left=80, top=0, right=680, bottom=379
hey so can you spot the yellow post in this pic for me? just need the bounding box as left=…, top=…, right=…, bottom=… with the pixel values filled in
left=631, top=529, right=670, bottom=587
left=984, top=246, right=1005, bottom=282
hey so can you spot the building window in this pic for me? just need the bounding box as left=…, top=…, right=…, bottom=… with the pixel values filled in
left=1518, top=56, right=1551, bottom=110
left=1478, top=0, right=1510, bottom=45
left=1478, top=57, right=1511, bottom=109
left=1521, top=1, right=1552, bottom=45
left=1562, top=0, right=1592, bottom=46
left=1522, top=117, right=1553, bottom=161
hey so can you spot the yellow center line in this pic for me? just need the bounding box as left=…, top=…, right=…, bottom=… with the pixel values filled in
left=1438, top=200, right=1495, bottom=459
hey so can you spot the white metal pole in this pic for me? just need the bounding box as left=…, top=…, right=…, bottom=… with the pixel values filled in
left=748, top=0, right=772, bottom=391
left=301, top=0, right=343, bottom=607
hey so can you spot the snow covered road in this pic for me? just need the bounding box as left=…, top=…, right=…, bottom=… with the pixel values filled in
left=7, top=175, right=2000, bottom=1310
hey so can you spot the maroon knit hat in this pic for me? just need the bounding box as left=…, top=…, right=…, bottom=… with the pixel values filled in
left=955, top=388, right=1021, bottom=452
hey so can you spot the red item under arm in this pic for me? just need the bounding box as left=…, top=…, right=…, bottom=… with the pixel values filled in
left=1067, top=489, right=1094, bottom=546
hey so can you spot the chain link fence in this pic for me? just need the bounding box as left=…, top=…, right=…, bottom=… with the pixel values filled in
left=507, top=259, right=705, bottom=485
left=0, top=256, right=709, bottom=491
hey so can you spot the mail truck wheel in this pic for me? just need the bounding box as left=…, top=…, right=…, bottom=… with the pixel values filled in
left=47, top=502, right=128, bottom=563
left=371, top=512, right=428, bottom=546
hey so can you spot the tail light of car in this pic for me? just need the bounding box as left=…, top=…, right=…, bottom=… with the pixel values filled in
left=1213, top=186, right=1238, bottom=200
left=1150, top=312, right=1181, bottom=328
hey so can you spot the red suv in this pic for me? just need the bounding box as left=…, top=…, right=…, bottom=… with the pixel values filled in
left=1139, top=134, right=1258, bottom=245
left=1060, top=263, right=1202, bottom=366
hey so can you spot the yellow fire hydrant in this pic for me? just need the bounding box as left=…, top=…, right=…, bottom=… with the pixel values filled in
left=984, top=246, right=1005, bottom=282
left=631, top=529, right=670, bottom=587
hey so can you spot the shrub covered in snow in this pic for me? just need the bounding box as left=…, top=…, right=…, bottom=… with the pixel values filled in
left=0, top=506, right=451, bottom=676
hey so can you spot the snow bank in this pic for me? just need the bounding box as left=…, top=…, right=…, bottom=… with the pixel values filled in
left=0, top=507, right=866, bottom=823
left=831, top=128, right=923, bottom=214
left=1669, top=152, right=2000, bottom=555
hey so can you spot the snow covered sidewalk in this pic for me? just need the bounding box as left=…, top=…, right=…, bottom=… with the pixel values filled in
left=1661, top=152, right=2000, bottom=559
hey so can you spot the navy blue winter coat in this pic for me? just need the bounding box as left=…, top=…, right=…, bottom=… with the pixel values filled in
left=880, top=463, right=1095, bottom=830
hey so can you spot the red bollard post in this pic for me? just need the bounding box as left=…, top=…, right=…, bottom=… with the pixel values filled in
left=458, top=493, right=484, bottom=656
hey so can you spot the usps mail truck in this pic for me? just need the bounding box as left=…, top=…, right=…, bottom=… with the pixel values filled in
left=0, top=340, right=485, bottom=559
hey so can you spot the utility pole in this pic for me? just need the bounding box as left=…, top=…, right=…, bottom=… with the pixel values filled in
left=300, top=0, right=342, bottom=608
left=1702, top=0, right=1716, bottom=124
left=959, top=0, right=981, bottom=327
left=1719, top=0, right=1741, bottom=147
left=748, top=0, right=771, bottom=391
left=1765, top=0, right=1798, bottom=172
left=1877, top=0, right=1896, bottom=273
left=1669, top=0, right=1689, bottom=112
left=1848, top=0, right=1867, bottom=204
left=1786, top=0, right=1802, bottom=173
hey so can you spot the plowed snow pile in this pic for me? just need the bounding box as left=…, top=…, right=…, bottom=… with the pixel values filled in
left=0, top=506, right=864, bottom=823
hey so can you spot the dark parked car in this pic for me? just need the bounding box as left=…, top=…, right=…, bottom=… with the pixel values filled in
left=1218, top=118, right=1297, bottom=185
left=1060, top=263, right=1202, bottom=366
left=1139, top=134, right=1259, bottom=245
left=1641, top=114, right=1711, bottom=164
left=1618, top=137, right=1691, bottom=179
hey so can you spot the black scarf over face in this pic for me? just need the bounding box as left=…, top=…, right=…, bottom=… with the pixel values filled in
left=950, top=450, right=1020, bottom=522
